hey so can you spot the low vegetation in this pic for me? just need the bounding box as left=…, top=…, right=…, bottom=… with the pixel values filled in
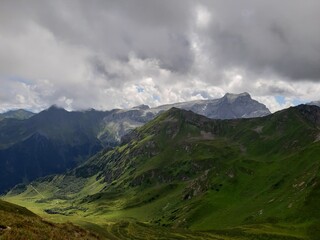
left=0, top=199, right=99, bottom=240
left=4, top=105, right=320, bottom=239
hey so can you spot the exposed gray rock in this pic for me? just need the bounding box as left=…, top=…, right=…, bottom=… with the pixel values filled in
left=99, top=92, right=271, bottom=145
left=147, top=92, right=270, bottom=119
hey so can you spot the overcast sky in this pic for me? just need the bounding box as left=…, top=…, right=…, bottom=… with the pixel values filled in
left=1, top=0, right=320, bottom=113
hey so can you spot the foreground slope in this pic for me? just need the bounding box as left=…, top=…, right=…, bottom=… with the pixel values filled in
left=0, top=199, right=99, bottom=240
left=6, top=105, right=320, bottom=239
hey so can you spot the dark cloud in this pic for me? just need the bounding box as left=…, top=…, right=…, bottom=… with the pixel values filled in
left=201, top=0, right=320, bottom=81
left=41, top=0, right=193, bottom=73
left=0, top=0, right=320, bottom=113
left=1, top=0, right=320, bottom=80
left=89, top=57, right=120, bottom=82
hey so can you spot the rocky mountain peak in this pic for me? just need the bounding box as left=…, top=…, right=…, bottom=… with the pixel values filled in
left=222, top=92, right=251, bottom=103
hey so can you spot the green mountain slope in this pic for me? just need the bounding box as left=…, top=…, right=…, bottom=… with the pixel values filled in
left=5, top=105, right=320, bottom=239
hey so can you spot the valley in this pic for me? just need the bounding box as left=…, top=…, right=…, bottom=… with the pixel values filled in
left=3, top=105, right=320, bottom=239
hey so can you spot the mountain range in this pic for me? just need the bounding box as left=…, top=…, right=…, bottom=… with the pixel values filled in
left=4, top=104, right=320, bottom=239
left=97, top=92, right=270, bottom=145
left=0, top=93, right=269, bottom=193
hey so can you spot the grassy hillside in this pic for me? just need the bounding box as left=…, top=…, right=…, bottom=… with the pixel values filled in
left=0, top=199, right=99, bottom=240
left=4, top=105, right=320, bottom=239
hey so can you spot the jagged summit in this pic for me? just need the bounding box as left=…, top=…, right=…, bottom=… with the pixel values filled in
left=223, top=92, right=250, bottom=97
left=222, top=92, right=251, bottom=102
left=146, top=92, right=270, bottom=119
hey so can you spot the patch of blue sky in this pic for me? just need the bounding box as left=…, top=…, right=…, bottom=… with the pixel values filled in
left=275, top=95, right=305, bottom=106
left=152, top=95, right=160, bottom=101
left=292, top=99, right=304, bottom=106
left=136, top=86, right=144, bottom=93
left=275, top=95, right=285, bottom=105
left=8, top=75, right=33, bottom=85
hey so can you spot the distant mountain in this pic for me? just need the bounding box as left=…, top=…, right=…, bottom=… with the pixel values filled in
left=6, top=104, right=320, bottom=239
left=149, top=92, right=270, bottom=118
left=0, top=109, right=34, bottom=121
left=99, top=92, right=271, bottom=145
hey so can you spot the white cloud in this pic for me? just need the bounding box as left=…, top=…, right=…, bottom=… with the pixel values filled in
left=196, top=5, right=212, bottom=29
left=0, top=1, right=320, bottom=113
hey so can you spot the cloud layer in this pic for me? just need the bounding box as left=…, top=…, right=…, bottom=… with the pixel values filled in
left=1, top=0, right=320, bottom=113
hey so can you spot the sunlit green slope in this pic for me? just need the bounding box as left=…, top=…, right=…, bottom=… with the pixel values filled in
left=5, top=105, right=320, bottom=239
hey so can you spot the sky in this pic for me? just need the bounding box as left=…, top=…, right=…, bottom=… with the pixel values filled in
left=1, top=0, right=320, bottom=113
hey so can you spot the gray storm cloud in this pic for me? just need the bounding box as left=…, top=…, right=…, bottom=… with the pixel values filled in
left=202, top=0, right=320, bottom=81
left=0, top=0, right=320, bottom=113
